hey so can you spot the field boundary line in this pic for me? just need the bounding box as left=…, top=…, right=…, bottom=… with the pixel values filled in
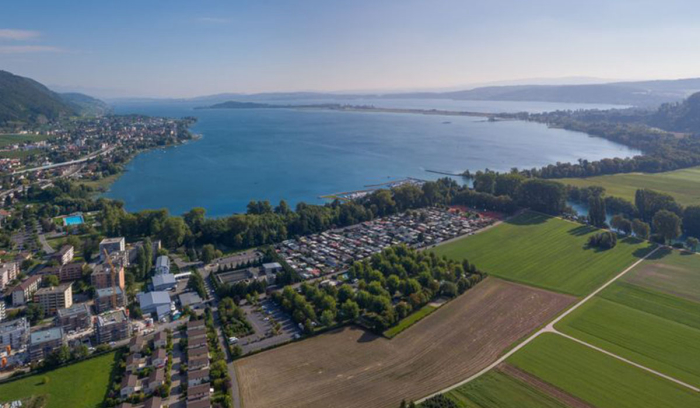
left=551, top=330, right=700, bottom=392
left=417, top=245, right=662, bottom=402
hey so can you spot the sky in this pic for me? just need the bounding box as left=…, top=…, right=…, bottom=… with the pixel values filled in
left=1, top=0, right=700, bottom=98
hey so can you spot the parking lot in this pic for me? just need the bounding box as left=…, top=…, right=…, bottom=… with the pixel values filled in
left=238, top=298, right=301, bottom=354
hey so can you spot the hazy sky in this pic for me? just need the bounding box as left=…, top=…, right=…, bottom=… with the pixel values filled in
left=2, top=0, right=700, bottom=98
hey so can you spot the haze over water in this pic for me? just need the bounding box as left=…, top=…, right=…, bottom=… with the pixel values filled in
left=107, top=100, right=640, bottom=217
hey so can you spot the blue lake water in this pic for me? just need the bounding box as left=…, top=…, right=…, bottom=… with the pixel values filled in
left=108, top=100, right=640, bottom=217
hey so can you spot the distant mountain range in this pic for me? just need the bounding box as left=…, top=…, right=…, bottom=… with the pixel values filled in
left=112, top=77, right=700, bottom=108
left=0, top=70, right=110, bottom=127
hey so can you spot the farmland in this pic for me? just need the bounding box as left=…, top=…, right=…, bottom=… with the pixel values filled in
left=0, top=352, right=117, bottom=408
left=432, top=211, right=655, bottom=296
left=621, top=248, right=700, bottom=303
left=235, top=278, right=574, bottom=408
left=0, top=133, right=51, bottom=148
left=556, top=296, right=700, bottom=387
left=554, top=166, right=700, bottom=206
left=508, top=333, right=700, bottom=408
left=441, top=368, right=570, bottom=408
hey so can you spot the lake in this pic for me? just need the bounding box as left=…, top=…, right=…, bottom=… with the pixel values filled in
left=107, top=100, right=640, bottom=217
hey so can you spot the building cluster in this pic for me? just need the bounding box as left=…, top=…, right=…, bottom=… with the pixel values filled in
left=117, top=332, right=169, bottom=408
left=185, top=319, right=212, bottom=408
left=277, top=207, right=494, bottom=278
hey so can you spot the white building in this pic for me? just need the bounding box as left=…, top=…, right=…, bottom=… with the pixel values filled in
left=138, top=291, right=171, bottom=320
left=0, top=317, right=30, bottom=351
left=0, top=262, right=19, bottom=290
left=99, top=237, right=126, bottom=261
left=155, top=256, right=170, bottom=275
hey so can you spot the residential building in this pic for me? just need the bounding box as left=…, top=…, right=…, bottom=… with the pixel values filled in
left=0, top=262, right=19, bottom=290
left=0, top=317, right=29, bottom=351
left=153, top=331, right=167, bottom=348
left=12, top=275, right=42, bottom=306
left=179, top=292, right=203, bottom=309
left=152, top=273, right=176, bottom=291
left=187, top=346, right=209, bottom=361
left=187, top=336, right=207, bottom=350
left=29, top=327, right=66, bottom=362
left=186, top=398, right=211, bottom=408
left=95, top=287, right=126, bottom=313
left=145, top=368, right=165, bottom=393
left=120, top=374, right=141, bottom=398
left=187, top=383, right=211, bottom=401
left=95, top=309, right=131, bottom=344
left=144, top=397, right=163, bottom=408
left=151, top=348, right=167, bottom=368
left=137, top=291, right=171, bottom=320
left=126, top=354, right=146, bottom=373
left=187, top=354, right=209, bottom=371
left=54, top=262, right=86, bottom=282
left=187, top=328, right=207, bottom=341
left=56, top=303, right=91, bottom=332
left=187, top=319, right=205, bottom=331
left=54, top=245, right=74, bottom=266
left=91, top=262, right=125, bottom=290
left=187, top=368, right=210, bottom=387
left=0, top=301, right=4, bottom=322
left=155, top=256, right=170, bottom=275
left=99, top=237, right=126, bottom=261
left=34, top=283, right=73, bottom=315
left=129, top=335, right=145, bottom=353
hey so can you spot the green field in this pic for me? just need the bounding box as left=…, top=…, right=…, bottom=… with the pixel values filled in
left=0, top=352, right=117, bottom=408
left=384, top=304, right=437, bottom=338
left=556, top=296, right=700, bottom=387
left=508, top=333, right=700, bottom=408
left=622, top=248, right=700, bottom=303
left=441, top=370, right=568, bottom=408
left=0, top=133, right=51, bottom=148
left=432, top=212, right=655, bottom=296
left=555, top=166, right=700, bottom=206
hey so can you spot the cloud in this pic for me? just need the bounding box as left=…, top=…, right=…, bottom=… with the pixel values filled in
left=0, top=29, right=41, bottom=41
left=196, top=17, right=230, bottom=24
left=0, top=45, right=64, bottom=54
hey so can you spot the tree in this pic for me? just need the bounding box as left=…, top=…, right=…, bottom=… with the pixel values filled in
left=685, top=237, right=699, bottom=252
left=320, top=310, right=336, bottom=327
left=201, top=244, right=218, bottom=264
left=652, top=210, right=682, bottom=243
left=159, top=217, right=189, bottom=248
left=587, top=195, right=606, bottom=227
left=341, top=300, right=360, bottom=320
left=632, top=219, right=651, bottom=239
left=588, top=231, right=617, bottom=249
left=42, top=274, right=59, bottom=287
left=516, top=179, right=566, bottom=215
left=25, top=302, right=44, bottom=324
left=610, top=214, right=632, bottom=235
left=683, top=206, right=700, bottom=239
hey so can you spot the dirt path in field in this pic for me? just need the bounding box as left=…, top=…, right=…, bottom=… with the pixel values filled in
left=496, top=363, right=595, bottom=408
left=419, top=245, right=664, bottom=402
left=235, top=278, right=574, bottom=408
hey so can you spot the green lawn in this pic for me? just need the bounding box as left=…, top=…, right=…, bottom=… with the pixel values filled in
left=76, top=173, right=122, bottom=192
left=508, top=333, right=700, bottom=408
left=441, top=370, right=568, bottom=408
left=555, top=166, right=700, bottom=207
left=621, top=248, right=700, bottom=303
left=0, top=352, right=117, bottom=408
left=432, top=212, right=655, bottom=296
left=556, top=296, right=700, bottom=388
left=384, top=304, right=437, bottom=338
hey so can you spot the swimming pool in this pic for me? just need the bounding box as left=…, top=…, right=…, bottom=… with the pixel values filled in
left=64, top=215, right=84, bottom=226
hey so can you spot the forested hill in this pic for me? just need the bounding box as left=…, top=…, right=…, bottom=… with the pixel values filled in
left=60, top=92, right=112, bottom=116
left=650, top=91, right=700, bottom=133
left=0, top=70, right=108, bottom=127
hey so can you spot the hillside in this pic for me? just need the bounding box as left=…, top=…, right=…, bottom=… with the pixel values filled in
left=650, top=91, right=700, bottom=133
left=0, top=70, right=109, bottom=127
left=61, top=92, right=112, bottom=116
left=0, top=70, right=77, bottom=126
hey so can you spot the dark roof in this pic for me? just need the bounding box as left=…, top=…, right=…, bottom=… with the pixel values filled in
left=186, top=397, right=211, bottom=408
left=144, top=397, right=162, bottom=408
left=188, top=368, right=210, bottom=380
left=187, top=382, right=211, bottom=397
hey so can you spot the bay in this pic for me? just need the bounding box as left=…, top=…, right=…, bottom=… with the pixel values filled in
left=107, top=100, right=640, bottom=217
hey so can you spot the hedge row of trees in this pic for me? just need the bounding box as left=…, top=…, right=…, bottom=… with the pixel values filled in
left=569, top=186, right=700, bottom=246
left=271, top=245, right=485, bottom=334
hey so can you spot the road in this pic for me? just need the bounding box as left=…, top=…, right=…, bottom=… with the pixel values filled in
left=13, top=146, right=115, bottom=175
left=418, top=245, right=700, bottom=402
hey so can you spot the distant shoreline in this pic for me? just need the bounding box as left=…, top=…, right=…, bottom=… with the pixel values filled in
left=197, top=101, right=516, bottom=120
